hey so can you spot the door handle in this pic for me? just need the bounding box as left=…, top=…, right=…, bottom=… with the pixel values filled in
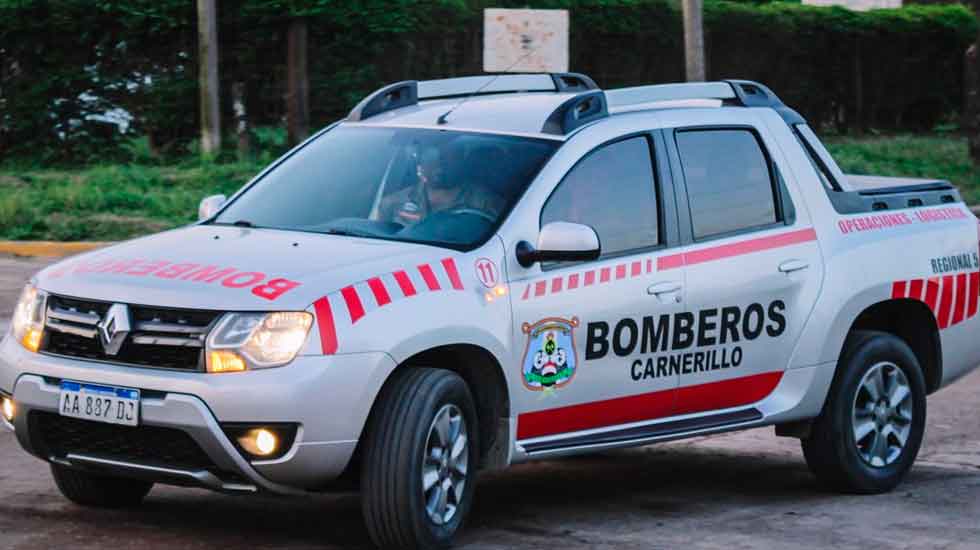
left=647, top=281, right=682, bottom=296
left=779, top=259, right=810, bottom=274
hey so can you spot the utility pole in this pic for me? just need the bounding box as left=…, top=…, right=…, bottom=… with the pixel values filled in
left=197, top=0, right=221, bottom=155
left=682, top=0, right=706, bottom=82
left=286, top=17, right=310, bottom=146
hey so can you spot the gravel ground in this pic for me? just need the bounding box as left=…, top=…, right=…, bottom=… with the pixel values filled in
left=1, top=254, right=978, bottom=550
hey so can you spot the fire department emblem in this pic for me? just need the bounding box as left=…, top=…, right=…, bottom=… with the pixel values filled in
left=521, top=317, right=579, bottom=391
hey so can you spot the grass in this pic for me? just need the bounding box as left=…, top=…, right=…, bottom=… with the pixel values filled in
left=824, top=134, right=980, bottom=204
left=0, top=133, right=978, bottom=241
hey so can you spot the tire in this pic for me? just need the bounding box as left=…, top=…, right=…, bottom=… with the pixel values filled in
left=802, top=330, right=927, bottom=494
left=50, top=464, right=153, bottom=508
left=361, top=368, right=480, bottom=550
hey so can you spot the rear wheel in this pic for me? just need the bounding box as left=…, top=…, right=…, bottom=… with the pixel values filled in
left=51, top=464, right=153, bottom=508
left=361, top=368, right=479, bottom=550
left=802, top=330, right=927, bottom=494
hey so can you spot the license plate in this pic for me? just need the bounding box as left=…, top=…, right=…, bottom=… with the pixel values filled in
left=59, top=381, right=140, bottom=427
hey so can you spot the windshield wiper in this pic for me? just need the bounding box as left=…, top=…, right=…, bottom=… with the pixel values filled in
left=232, top=220, right=255, bottom=228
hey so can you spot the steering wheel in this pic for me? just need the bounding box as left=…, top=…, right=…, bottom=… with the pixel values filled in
left=446, top=207, right=496, bottom=223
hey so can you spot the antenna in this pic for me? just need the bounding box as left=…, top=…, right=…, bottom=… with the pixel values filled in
left=437, top=42, right=545, bottom=125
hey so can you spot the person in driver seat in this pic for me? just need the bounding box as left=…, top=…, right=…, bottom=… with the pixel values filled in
left=380, top=144, right=505, bottom=226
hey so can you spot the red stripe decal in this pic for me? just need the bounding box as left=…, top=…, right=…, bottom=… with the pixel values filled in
left=646, top=259, right=653, bottom=273
left=418, top=264, right=441, bottom=291
left=892, top=280, right=908, bottom=299
left=952, top=273, right=968, bottom=326
left=908, top=279, right=924, bottom=301
left=441, top=258, right=464, bottom=290
left=584, top=271, right=596, bottom=286
left=938, top=275, right=955, bottom=329
left=600, top=267, right=611, bottom=283
left=340, top=286, right=364, bottom=324
left=924, top=277, right=940, bottom=313
left=313, top=297, right=338, bottom=355
left=658, top=228, right=816, bottom=272
left=534, top=280, right=547, bottom=297
left=367, top=277, right=391, bottom=307
left=568, top=273, right=580, bottom=290
left=684, top=228, right=817, bottom=266
left=658, top=253, right=685, bottom=271
left=631, top=261, right=642, bottom=277
left=516, top=371, right=783, bottom=440
left=673, top=372, right=783, bottom=417
left=615, top=264, right=627, bottom=280
left=393, top=270, right=417, bottom=297
left=521, top=284, right=531, bottom=301
left=969, top=272, right=980, bottom=318
left=551, top=277, right=563, bottom=294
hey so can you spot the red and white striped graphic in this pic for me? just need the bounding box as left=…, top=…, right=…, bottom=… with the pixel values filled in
left=521, top=228, right=817, bottom=302
left=313, top=257, right=466, bottom=355
left=892, top=272, right=980, bottom=329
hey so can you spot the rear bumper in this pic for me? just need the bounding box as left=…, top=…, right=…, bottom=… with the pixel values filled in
left=0, top=334, right=397, bottom=494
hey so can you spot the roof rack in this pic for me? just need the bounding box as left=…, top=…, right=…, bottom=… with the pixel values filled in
left=347, top=73, right=598, bottom=122
left=347, top=73, right=806, bottom=132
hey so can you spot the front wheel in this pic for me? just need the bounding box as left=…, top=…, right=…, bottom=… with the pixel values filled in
left=802, top=330, right=927, bottom=494
left=361, top=368, right=479, bottom=550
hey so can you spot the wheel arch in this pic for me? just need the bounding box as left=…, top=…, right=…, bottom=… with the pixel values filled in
left=844, top=298, right=942, bottom=393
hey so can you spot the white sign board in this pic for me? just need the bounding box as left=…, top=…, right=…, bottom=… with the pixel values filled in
left=802, top=0, right=901, bottom=11
left=483, top=8, right=569, bottom=73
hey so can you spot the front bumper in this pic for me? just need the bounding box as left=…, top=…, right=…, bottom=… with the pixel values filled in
left=0, top=334, right=396, bottom=494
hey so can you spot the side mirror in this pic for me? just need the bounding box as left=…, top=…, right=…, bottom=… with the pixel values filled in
left=516, top=222, right=601, bottom=268
left=198, top=194, right=227, bottom=221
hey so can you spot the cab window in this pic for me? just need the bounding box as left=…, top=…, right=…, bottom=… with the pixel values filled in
left=541, top=136, right=660, bottom=259
left=675, top=129, right=780, bottom=240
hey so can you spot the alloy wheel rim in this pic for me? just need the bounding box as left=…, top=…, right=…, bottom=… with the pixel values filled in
left=422, top=403, right=469, bottom=525
left=851, top=361, right=913, bottom=468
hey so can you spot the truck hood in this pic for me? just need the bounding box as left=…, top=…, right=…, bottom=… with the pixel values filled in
left=35, top=225, right=452, bottom=311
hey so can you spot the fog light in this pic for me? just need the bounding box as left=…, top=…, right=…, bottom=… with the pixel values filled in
left=237, top=428, right=279, bottom=457
left=208, top=350, right=247, bottom=373
left=1, top=397, right=14, bottom=422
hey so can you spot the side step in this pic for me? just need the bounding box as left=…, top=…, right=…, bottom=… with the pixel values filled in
left=521, top=408, right=762, bottom=454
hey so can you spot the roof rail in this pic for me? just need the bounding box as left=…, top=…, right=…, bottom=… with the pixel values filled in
left=347, top=73, right=599, bottom=121
left=603, top=80, right=804, bottom=126
left=541, top=90, right=609, bottom=135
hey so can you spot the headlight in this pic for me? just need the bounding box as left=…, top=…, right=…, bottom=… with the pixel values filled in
left=206, top=312, right=313, bottom=373
left=11, top=283, right=46, bottom=353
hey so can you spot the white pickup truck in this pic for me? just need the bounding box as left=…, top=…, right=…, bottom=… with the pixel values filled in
left=3, top=74, right=978, bottom=550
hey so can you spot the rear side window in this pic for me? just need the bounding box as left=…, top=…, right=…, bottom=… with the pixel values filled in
left=676, top=129, right=779, bottom=240
left=542, top=136, right=659, bottom=258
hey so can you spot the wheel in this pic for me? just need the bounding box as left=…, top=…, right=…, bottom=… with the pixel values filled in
left=50, top=464, right=153, bottom=508
left=361, top=368, right=479, bottom=550
left=802, top=330, right=927, bottom=494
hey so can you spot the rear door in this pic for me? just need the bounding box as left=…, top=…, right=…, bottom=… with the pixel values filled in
left=664, top=124, right=824, bottom=417
left=510, top=134, right=687, bottom=446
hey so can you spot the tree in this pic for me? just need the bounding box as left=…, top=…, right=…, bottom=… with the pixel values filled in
left=286, top=17, right=310, bottom=146
left=198, top=0, right=221, bottom=155
left=682, top=0, right=706, bottom=82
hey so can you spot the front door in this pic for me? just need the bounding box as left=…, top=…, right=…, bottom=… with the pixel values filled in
left=509, top=134, right=687, bottom=446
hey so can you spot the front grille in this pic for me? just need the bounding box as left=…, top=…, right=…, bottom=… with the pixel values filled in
left=29, top=411, right=216, bottom=471
left=41, top=295, right=220, bottom=371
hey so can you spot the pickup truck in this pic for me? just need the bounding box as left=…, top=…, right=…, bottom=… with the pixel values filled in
left=3, top=74, right=978, bottom=550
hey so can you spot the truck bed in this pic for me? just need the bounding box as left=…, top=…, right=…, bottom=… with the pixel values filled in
left=827, top=174, right=960, bottom=214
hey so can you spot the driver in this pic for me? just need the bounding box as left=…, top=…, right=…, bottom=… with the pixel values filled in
left=380, top=144, right=504, bottom=226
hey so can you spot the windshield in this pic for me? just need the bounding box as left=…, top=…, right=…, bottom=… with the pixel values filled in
left=214, top=125, right=560, bottom=250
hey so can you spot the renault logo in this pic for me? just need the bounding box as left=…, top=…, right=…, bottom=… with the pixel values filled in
left=98, top=304, right=131, bottom=356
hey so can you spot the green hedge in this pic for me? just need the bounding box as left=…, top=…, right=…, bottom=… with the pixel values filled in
left=0, top=0, right=975, bottom=163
